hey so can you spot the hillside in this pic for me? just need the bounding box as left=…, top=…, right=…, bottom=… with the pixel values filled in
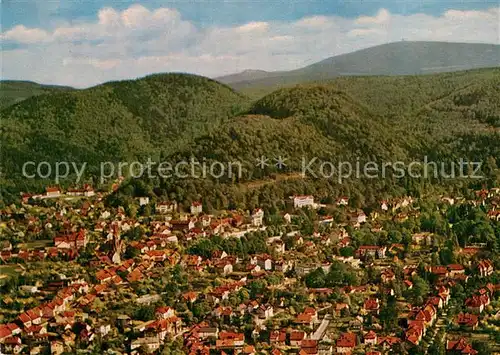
left=165, top=87, right=407, bottom=183
left=150, top=68, right=499, bottom=208
left=0, top=81, right=74, bottom=109
left=1, top=68, right=499, bottom=208
left=0, top=74, right=248, bottom=192
left=218, top=42, right=500, bottom=92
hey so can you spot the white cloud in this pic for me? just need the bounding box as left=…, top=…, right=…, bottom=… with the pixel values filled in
left=236, top=21, right=269, bottom=32
left=295, top=16, right=331, bottom=28
left=1, top=25, right=50, bottom=44
left=1, top=5, right=499, bottom=87
left=355, top=9, right=391, bottom=25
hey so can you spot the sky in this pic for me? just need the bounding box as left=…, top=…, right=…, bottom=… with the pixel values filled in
left=1, top=0, right=499, bottom=87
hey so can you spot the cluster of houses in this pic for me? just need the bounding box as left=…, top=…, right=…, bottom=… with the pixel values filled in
left=0, top=184, right=498, bottom=354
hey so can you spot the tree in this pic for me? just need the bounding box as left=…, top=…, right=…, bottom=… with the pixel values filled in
left=409, top=276, right=430, bottom=305
left=134, top=305, right=156, bottom=321
left=339, top=246, right=354, bottom=257
left=379, top=296, right=399, bottom=330
left=305, top=268, right=326, bottom=288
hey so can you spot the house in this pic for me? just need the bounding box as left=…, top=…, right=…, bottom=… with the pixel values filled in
left=216, top=331, right=245, bottom=349
left=190, top=202, right=202, bottom=215
left=356, top=246, right=386, bottom=259
left=274, top=259, right=293, bottom=273
left=302, top=307, right=318, bottom=322
left=54, top=230, right=88, bottom=250
left=438, top=286, right=451, bottom=306
left=412, top=232, right=433, bottom=246
left=255, top=305, right=274, bottom=320
left=448, top=264, right=465, bottom=276
left=363, top=298, right=380, bottom=315
left=2, top=337, right=23, bottom=354
left=350, top=211, right=367, bottom=225
left=19, top=285, right=38, bottom=293
left=292, top=195, right=314, bottom=209
left=301, top=339, right=318, bottom=355
left=0, top=326, right=12, bottom=342
left=46, top=186, right=61, bottom=198
left=156, top=201, right=177, bottom=214
left=380, top=200, right=389, bottom=211
left=364, top=330, right=378, bottom=345
left=338, top=237, right=351, bottom=248
left=336, top=332, right=356, bottom=353
left=155, top=306, right=175, bottom=320
left=337, top=197, right=349, bottom=206
left=131, top=337, right=161, bottom=353
left=214, top=259, right=234, bottom=276
left=414, top=303, right=437, bottom=327
left=308, top=288, right=333, bottom=301
left=381, top=269, right=396, bottom=283
left=197, top=326, right=219, bottom=339
left=270, top=330, right=286, bottom=346
left=242, top=345, right=256, bottom=355
left=457, top=313, right=479, bottom=330
left=67, top=184, right=95, bottom=197
left=182, top=291, right=198, bottom=303
left=476, top=259, right=494, bottom=277
left=429, top=266, right=449, bottom=279
left=295, top=313, right=314, bottom=328
left=406, top=321, right=424, bottom=345
left=290, top=330, right=306, bottom=347
left=269, top=239, right=286, bottom=254
left=488, top=210, right=500, bottom=221
left=446, top=337, right=478, bottom=355
left=377, top=336, right=401, bottom=350
left=170, top=219, right=195, bottom=231
left=251, top=208, right=264, bottom=227
left=50, top=340, right=65, bottom=355
left=254, top=254, right=273, bottom=271
left=441, top=197, right=455, bottom=205
left=213, top=306, right=234, bottom=320
left=138, top=197, right=150, bottom=206
left=465, top=294, right=489, bottom=314
left=428, top=296, right=444, bottom=310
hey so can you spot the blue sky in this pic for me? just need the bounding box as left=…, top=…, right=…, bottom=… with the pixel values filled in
left=1, top=0, right=498, bottom=87
left=3, top=0, right=496, bottom=30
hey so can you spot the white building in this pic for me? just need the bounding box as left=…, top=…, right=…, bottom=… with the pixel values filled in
left=292, top=195, right=314, bottom=209
left=190, top=202, right=202, bottom=215
left=251, top=208, right=264, bottom=226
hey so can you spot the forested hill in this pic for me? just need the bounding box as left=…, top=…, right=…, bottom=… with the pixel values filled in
left=0, top=74, right=248, bottom=194
left=0, top=81, right=74, bottom=109
left=1, top=68, right=500, bottom=208
left=176, top=71, right=499, bottom=165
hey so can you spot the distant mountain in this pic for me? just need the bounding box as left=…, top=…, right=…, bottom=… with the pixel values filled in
left=217, top=41, right=500, bottom=90
left=0, top=80, right=74, bottom=109
left=216, top=69, right=276, bottom=84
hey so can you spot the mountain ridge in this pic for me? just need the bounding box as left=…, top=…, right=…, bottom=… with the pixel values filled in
left=216, top=41, right=500, bottom=90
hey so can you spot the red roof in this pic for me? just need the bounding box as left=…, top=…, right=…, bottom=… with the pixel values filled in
left=337, top=332, right=356, bottom=348
left=0, top=326, right=12, bottom=338
left=457, top=313, right=478, bottom=327
left=364, top=330, right=377, bottom=340
left=290, top=331, right=306, bottom=341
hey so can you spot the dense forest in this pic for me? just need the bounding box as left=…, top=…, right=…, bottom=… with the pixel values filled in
left=1, top=68, right=499, bottom=208
left=0, top=81, right=74, bottom=109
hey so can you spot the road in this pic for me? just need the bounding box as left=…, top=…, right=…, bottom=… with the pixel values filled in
left=311, top=315, right=331, bottom=340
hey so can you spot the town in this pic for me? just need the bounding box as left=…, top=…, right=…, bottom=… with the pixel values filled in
left=0, top=183, right=499, bottom=354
